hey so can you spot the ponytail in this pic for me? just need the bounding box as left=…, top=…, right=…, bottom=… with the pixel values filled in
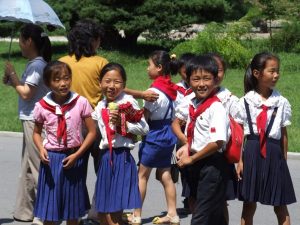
left=149, top=50, right=178, bottom=76
left=20, top=24, right=52, bottom=62
left=244, top=65, right=257, bottom=94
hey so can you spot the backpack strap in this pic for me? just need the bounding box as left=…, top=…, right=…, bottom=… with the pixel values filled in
left=265, top=107, right=278, bottom=137
left=244, top=99, right=254, bottom=135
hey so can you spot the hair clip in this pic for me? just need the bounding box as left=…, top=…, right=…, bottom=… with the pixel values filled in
left=41, top=32, right=48, bottom=37
left=170, top=54, right=177, bottom=60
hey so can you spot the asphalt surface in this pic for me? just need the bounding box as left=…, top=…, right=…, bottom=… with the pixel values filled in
left=0, top=132, right=299, bottom=225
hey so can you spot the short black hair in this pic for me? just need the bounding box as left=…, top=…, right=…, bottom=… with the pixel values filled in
left=99, top=62, right=127, bottom=86
left=67, top=19, right=104, bottom=61
left=43, top=61, right=72, bottom=87
left=186, top=55, right=219, bottom=83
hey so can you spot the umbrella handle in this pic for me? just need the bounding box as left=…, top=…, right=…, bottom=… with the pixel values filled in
left=8, top=27, right=14, bottom=61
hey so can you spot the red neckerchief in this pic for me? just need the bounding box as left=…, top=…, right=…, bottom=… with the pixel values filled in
left=101, top=108, right=115, bottom=165
left=151, top=75, right=177, bottom=100
left=39, top=95, right=80, bottom=147
left=256, top=105, right=269, bottom=158
left=186, top=91, right=220, bottom=154
left=173, top=84, right=193, bottom=97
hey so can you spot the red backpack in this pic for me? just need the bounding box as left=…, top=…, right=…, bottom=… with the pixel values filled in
left=224, top=116, right=244, bottom=163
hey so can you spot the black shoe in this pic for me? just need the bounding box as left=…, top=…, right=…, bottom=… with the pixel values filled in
left=13, top=216, right=33, bottom=222
left=79, top=218, right=100, bottom=225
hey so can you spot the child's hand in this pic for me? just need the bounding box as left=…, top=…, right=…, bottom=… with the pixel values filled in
left=177, top=155, right=193, bottom=168
left=142, top=90, right=159, bottom=102
left=62, top=153, right=78, bottom=169
left=40, top=148, right=50, bottom=165
left=236, top=161, right=243, bottom=181
left=4, top=62, right=16, bottom=77
left=176, top=144, right=188, bottom=159
left=109, top=110, right=120, bottom=126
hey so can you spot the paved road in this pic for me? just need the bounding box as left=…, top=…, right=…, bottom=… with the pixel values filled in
left=0, top=132, right=299, bottom=225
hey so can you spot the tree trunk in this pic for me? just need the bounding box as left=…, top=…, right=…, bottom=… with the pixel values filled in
left=122, top=31, right=140, bottom=47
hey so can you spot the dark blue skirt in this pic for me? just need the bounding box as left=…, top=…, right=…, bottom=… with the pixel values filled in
left=95, top=148, right=141, bottom=213
left=139, top=119, right=177, bottom=168
left=34, top=150, right=90, bottom=221
left=237, top=135, right=296, bottom=206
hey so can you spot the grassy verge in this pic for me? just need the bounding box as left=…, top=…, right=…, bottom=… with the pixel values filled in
left=1, top=42, right=299, bottom=151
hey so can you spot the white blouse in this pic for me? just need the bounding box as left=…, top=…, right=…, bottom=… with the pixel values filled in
left=92, top=92, right=149, bottom=150
left=235, top=90, right=291, bottom=140
left=187, top=98, right=229, bottom=153
left=144, top=87, right=176, bottom=120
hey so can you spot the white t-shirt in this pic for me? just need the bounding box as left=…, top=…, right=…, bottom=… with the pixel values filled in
left=18, top=57, right=49, bottom=120
left=235, top=90, right=291, bottom=140
left=187, top=98, right=229, bottom=153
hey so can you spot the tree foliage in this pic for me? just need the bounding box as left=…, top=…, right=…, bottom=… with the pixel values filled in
left=45, top=0, right=245, bottom=46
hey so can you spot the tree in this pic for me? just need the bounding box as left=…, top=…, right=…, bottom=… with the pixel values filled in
left=45, top=0, right=244, bottom=46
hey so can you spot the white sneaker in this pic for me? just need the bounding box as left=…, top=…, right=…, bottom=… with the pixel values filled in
left=32, top=217, right=43, bottom=225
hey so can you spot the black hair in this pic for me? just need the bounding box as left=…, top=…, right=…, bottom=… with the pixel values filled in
left=43, top=61, right=72, bottom=87
left=20, top=24, right=52, bottom=62
left=186, top=55, right=219, bottom=83
left=175, top=53, right=196, bottom=71
left=149, top=50, right=178, bottom=75
left=206, top=52, right=227, bottom=73
left=67, top=19, right=104, bottom=61
left=244, top=52, right=279, bottom=94
left=99, top=62, right=127, bottom=86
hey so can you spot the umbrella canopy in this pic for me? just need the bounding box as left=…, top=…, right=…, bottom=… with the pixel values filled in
left=0, top=0, right=65, bottom=29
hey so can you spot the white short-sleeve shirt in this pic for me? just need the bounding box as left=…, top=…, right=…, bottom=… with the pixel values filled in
left=144, top=87, right=175, bottom=120
left=92, top=92, right=149, bottom=150
left=235, top=90, right=291, bottom=140
left=187, top=98, right=229, bottom=153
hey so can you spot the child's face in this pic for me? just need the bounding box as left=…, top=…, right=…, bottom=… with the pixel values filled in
left=100, top=69, right=125, bottom=102
left=49, top=68, right=72, bottom=98
left=215, top=57, right=225, bottom=85
left=147, top=59, right=161, bottom=79
left=19, top=35, right=31, bottom=58
left=179, top=66, right=187, bottom=82
left=189, top=69, right=217, bottom=100
left=256, top=59, right=280, bottom=90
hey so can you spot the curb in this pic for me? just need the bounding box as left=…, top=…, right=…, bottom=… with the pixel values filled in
left=1, top=131, right=300, bottom=159
left=0, top=131, right=23, bottom=138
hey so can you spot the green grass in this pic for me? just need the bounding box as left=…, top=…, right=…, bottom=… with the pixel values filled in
left=1, top=42, right=300, bottom=151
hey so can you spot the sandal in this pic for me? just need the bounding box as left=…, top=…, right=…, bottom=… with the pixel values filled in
left=131, top=215, right=142, bottom=225
left=152, top=214, right=180, bottom=225
left=122, top=213, right=133, bottom=224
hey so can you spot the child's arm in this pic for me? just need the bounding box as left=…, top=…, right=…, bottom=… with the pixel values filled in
left=177, top=140, right=224, bottom=168
left=172, top=118, right=187, bottom=145
left=4, top=62, right=37, bottom=100
left=62, top=116, right=96, bottom=169
left=281, top=127, right=288, bottom=160
left=33, top=122, right=49, bottom=165
left=124, top=88, right=159, bottom=102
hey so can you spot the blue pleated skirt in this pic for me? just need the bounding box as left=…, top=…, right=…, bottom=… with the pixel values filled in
left=237, top=135, right=296, bottom=206
left=95, top=148, right=141, bottom=213
left=139, top=119, right=177, bottom=168
left=34, top=150, right=90, bottom=221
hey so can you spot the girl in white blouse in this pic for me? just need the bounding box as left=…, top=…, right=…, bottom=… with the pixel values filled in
left=92, top=63, right=149, bottom=225
left=236, top=52, right=296, bottom=225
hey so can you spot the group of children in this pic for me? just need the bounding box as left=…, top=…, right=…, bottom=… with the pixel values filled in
left=3, top=23, right=296, bottom=225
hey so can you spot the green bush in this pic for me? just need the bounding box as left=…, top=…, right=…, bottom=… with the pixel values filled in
left=272, top=20, right=300, bottom=52
left=172, top=23, right=252, bottom=68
